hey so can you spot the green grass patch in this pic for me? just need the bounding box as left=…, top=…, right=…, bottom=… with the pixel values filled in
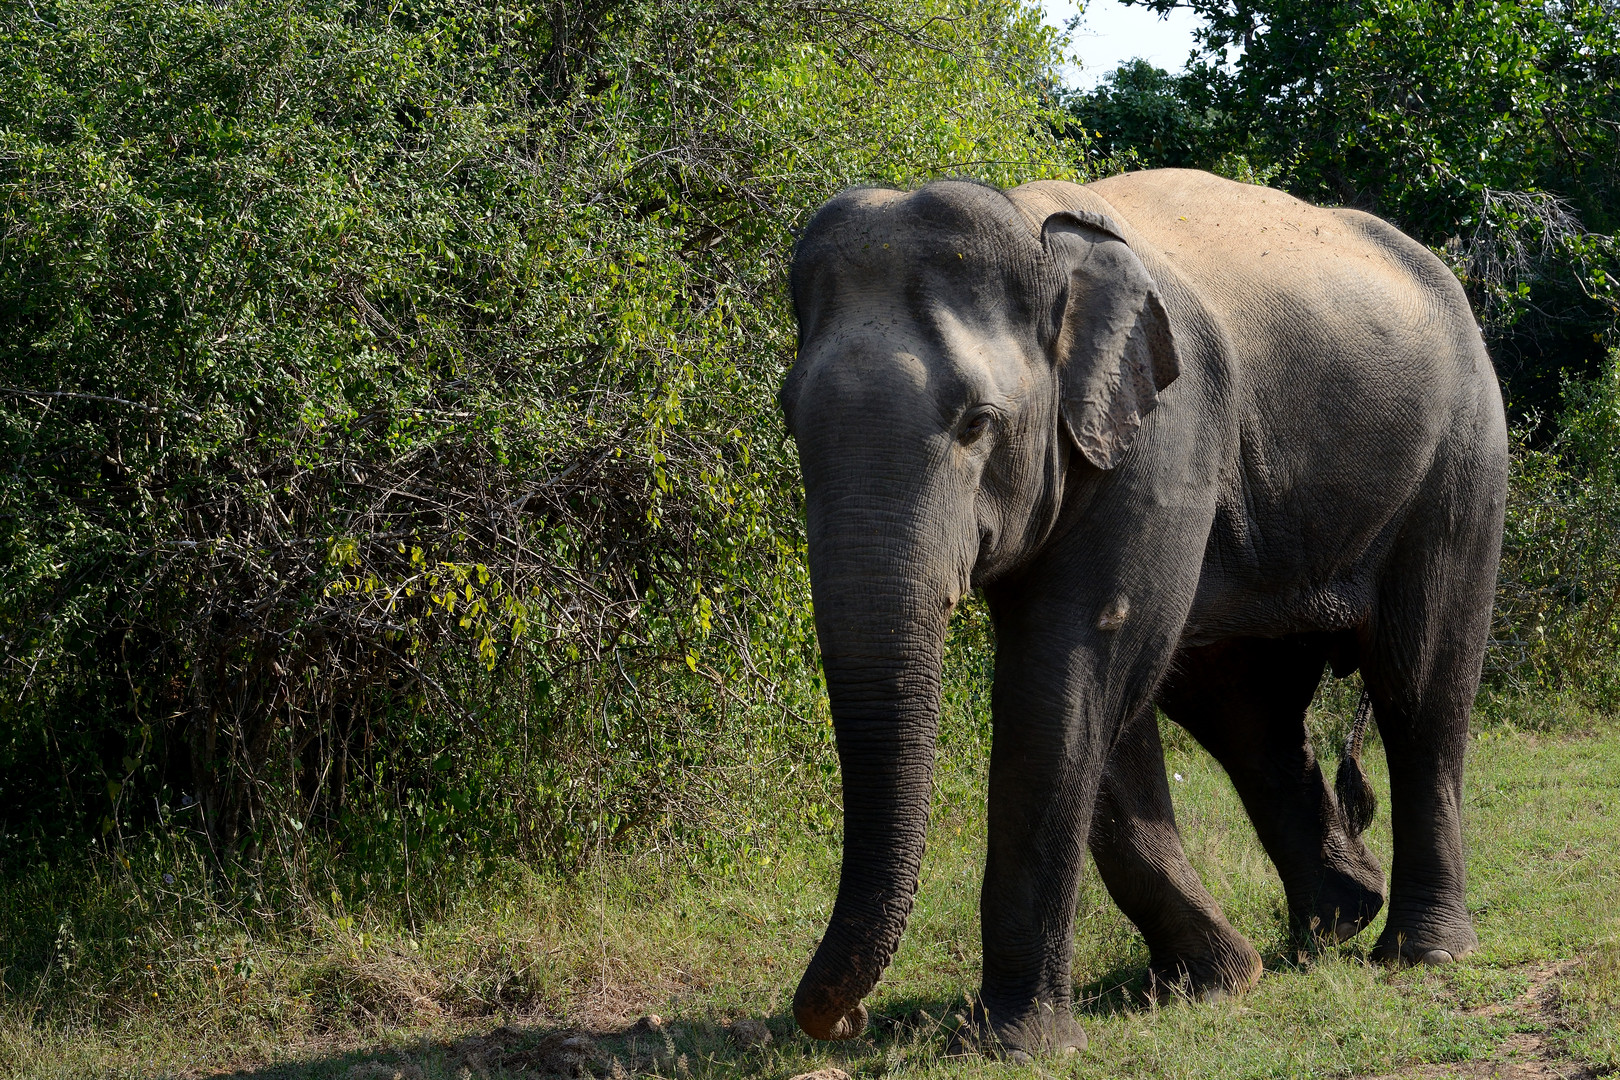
left=3, top=706, right=1617, bottom=1079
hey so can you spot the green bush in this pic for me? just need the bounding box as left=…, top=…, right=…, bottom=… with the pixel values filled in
left=1492, top=349, right=1620, bottom=710
left=0, top=0, right=1074, bottom=900
left=1060, top=59, right=1221, bottom=173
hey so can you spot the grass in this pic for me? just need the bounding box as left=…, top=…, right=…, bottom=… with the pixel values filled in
left=2, top=690, right=1618, bottom=1080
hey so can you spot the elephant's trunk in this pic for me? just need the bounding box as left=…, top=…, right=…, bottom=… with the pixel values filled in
left=793, top=539, right=952, bottom=1041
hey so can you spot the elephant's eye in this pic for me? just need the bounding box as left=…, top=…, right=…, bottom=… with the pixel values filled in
left=958, top=408, right=995, bottom=445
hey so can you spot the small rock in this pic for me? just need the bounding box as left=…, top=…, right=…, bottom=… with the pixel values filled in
left=727, top=1017, right=772, bottom=1049
left=458, top=1028, right=598, bottom=1078
left=452, top=1031, right=496, bottom=1076
left=787, top=1070, right=852, bottom=1080
left=452, top=1042, right=488, bottom=1077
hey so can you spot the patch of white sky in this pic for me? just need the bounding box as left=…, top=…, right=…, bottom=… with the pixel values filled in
left=1041, top=0, right=1210, bottom=89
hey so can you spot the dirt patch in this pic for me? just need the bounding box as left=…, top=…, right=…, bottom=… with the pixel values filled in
left=1367, top=960, right=1598, bottom=1080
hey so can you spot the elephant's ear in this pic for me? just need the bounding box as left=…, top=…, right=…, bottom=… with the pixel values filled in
left=1042, top=209, right=1181, bottom=470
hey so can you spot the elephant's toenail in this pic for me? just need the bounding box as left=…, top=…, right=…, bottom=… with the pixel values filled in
left=1006, top=1049, right=1033, bottom=1065
left=1419, top=949, right=1455, bottom=966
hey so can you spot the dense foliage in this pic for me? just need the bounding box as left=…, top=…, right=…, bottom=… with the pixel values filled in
left=1496, top=352, right=1620, bottom=707
left=0, top=0, right=1070, bottom=886
left=1, top=0, right=1616, bottom=932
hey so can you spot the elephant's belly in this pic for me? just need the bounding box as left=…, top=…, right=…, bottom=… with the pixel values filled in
left=1177, top=458, right=1403, bottom=646
left=1177, top=574, right=1375, bottom=649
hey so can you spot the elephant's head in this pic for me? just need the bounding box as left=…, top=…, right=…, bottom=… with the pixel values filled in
left=780, top=180, right=1181, bottom=1040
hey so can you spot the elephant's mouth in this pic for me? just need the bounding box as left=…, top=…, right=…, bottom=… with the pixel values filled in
left=971, top=525, right=997, bottom=584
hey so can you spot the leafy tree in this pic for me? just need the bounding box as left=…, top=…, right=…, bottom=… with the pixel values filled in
left=1063, top=59, right=1219, bottom=169
left=1496, top=347, right=1620, bottom=707
left=0, top=0, right=1073, bottom=882
left=1079, top=0, right=1619, bottom=405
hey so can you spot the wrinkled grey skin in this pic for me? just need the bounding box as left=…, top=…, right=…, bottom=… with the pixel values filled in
left=779, top=170, right=1508, bottom=1059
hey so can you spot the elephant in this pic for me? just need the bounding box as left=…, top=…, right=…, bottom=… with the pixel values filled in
left=778, top=169, right=1508, bottom=1059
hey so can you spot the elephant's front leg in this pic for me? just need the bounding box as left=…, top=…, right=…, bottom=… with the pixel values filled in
left=969, top=594, right=1174, bottom=1059
left=973, top=674, right=1100, bottom=1061
left=1089, top=712, right=1263, bottom=1000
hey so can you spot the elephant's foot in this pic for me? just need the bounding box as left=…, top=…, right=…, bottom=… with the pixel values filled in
left=1293, top=857, right=1386, bottom=947
left=946, top=998, right=1086, bottom=1062
left=1372, top=916, right=1477, bottom=966
left=1147, top=924, right=1263, bottom=1003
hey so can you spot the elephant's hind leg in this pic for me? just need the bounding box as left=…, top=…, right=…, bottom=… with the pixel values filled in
left=1360, top=461, right=1503, bottom=965
left=1159, top=636, right=1387, bottom=945
left=1090, top=712, right=1263, bottom=1000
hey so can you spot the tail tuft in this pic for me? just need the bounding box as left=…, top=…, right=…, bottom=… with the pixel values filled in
left=1335, top=752, right=1378, bottom=837
left=1335, top=689, right=1377, bottom=837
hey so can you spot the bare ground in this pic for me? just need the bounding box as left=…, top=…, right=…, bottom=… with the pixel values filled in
left=1367, top=961, right=1597, bottom=1080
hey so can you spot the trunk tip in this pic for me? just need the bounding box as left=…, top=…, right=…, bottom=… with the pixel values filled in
left=793, top=997, right=868, bottom=1041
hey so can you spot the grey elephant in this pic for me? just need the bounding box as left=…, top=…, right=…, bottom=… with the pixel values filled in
left=778, top=169, right=1507, bottom=1058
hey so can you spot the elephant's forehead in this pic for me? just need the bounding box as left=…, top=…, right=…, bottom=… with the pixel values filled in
left=813, top=213, right=1031, bottom=282
left=798, top=183, right=1044, bottom=283
left=797, top=302, right=1017, bottom=404
left=797, top=234, right=1042, bottom=351
left=826, top=216, right=992, bottom=266
left=801, top=335, right=931, bottom=398
left=803, top=218, right=1038, bottom=333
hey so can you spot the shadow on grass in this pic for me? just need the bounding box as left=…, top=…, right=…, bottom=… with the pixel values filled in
left=1072, top=961, right=1153, bottom=1018
left=182, top=948, right=1382, bottom=1078
left=181, top=1005, right=968, bottom=1080
left=1063, top=932, right=1381, bottom=1024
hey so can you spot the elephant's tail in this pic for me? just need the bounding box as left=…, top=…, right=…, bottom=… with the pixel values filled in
left=1334, top=689, right=1378, bottom=837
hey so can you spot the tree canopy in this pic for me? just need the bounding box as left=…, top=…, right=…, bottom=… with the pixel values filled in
left=1069, top=0, right=1619, bottom=408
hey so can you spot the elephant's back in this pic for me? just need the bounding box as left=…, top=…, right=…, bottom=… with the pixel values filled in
left=1070, top=171, right=1483, bottom=378
left=1011, top=171, right=1495, bottom=440
left=1069, top=169, right=1496, bottom=438
left=1078, top=172, right=1445, bottom=336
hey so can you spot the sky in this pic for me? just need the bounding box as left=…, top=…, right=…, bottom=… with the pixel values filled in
left=1042, top=0, right=1208, bottom=88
